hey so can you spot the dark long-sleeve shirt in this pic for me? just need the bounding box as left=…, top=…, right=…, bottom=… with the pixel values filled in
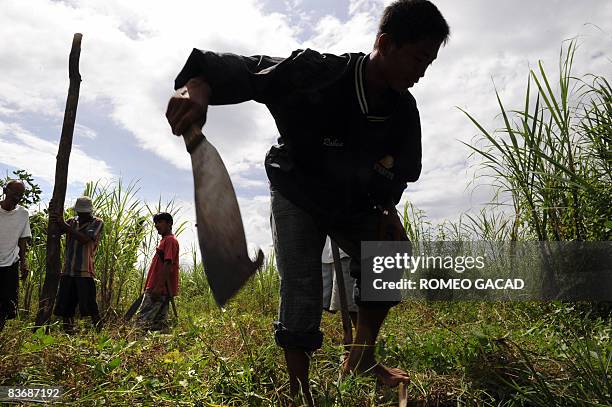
left=174, top=48, right=422, bottom=225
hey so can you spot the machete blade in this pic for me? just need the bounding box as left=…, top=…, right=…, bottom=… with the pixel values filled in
left=184, top=126, right=264, bottom=307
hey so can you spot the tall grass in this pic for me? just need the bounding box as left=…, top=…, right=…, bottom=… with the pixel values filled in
left=17, top=179, right=187, bottom=320
left=21, top=210, right=48, bottom=316
left=85, top=179, right=148, bottom=314
left=83, top=179, right=187, bottom=315
left=461, top=40, right=611, bottom=242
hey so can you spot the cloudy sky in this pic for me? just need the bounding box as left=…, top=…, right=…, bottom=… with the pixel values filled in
left=1, top=0, right=610, bottom=259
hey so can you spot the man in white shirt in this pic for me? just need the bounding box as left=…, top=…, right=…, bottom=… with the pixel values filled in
left=0, top=180, right=31, bottom=332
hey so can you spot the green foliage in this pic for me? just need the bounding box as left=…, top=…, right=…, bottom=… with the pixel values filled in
left=80, top=179, right=186, bottom=313
left=20, top=328, right=56, bottom=352
left=83, top=179, right=150, bottom=312
left=461, top=40, right=612, bottom=241
left=4, top=300, right=609, bottom=406
left=16, top=177, right=188, bottom=317
left=19, top=210, right=48, bottom=315
left=0, top=169, right=42, bottom=207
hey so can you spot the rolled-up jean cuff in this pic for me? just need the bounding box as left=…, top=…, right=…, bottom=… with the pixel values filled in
left=274, top=321, right=323, bottom=352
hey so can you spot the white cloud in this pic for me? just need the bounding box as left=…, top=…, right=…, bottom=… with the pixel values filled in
left=0, top=121, right=112, bottom=185
left=75, top=124, right=98, bottom=140
left=305, top=12, right=376, bottom=52
left=0, top=0, right=301, bottom=171
left=238, top=194, right=274, bottom=252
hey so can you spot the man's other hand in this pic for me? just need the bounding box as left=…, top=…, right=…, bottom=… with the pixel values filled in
left=166, top=77, right=211, bottom=136
left=48, top=208, right=64, bottom=225
left=48, top=199, right=68, bottom=231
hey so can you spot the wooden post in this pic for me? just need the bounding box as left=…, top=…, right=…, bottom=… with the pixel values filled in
left=34, top=33, right=83, bottom=328
left=398, top=382, right=408, bottom=407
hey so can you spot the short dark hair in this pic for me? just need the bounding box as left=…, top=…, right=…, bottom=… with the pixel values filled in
left=4, top=179, right=24, bottom=190
left=153, top=212, right=173, bottom=225
left=378, top=0, right=450, bottom=46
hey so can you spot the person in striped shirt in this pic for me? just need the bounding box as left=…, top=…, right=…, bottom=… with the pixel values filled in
left=50, top=196, right=103, bottom=333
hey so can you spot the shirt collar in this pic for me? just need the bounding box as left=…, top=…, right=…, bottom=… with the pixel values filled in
left=354, top=54, right=392, bottom=123
left=354, top=54, right=369, bottom=115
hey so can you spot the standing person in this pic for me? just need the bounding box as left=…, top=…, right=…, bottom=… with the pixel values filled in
left=166, top=0, right=449, bottom=404
left=321, top=236, right=357, bottom=327
left=0, top=180, right=31, bottom=332
left=135, top=212, right=179, bottom=332
left=50, top=196, right=103, bottom=333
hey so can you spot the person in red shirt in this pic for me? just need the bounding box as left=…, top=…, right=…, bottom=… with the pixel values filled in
left=135, top=212, right=179, bottom=331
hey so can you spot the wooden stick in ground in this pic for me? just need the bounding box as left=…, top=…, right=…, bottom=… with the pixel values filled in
left=165, top=280, right=178, bottom=319
left=35, top=33, right=83, bottom=329
left=398, top=382, right=408, bottom=407
left=330, top=240, right=352, bottom=347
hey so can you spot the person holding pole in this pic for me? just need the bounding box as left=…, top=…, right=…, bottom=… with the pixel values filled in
left=0, top=180, right=31, bottom=332
left=135, top=212, right=179, bottom=332
left=166, top=1, right=449, bottom=404
left=50, top=196, right=103, bottom=333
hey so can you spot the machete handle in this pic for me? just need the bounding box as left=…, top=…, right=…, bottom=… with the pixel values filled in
left=184, top=125, right=206, bottom=154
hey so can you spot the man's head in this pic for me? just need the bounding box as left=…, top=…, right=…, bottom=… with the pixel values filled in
left=2, top=180, right=26, bottom=210
left=73, top=196, right=94, bottom=219
left=153, top=212, right=173, bottom=236
left=373, top=0, right=450, bottom=92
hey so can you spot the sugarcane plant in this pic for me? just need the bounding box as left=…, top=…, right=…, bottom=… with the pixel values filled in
left=461, top=40, right=611, bottom=242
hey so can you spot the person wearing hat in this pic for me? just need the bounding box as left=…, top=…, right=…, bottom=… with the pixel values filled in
left=0, top=180, right=31, bottom=332
left=49, top=196, right=104, bottom=333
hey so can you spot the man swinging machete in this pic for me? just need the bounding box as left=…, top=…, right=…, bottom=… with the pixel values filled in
left=165, top=1, right=449, bottom=405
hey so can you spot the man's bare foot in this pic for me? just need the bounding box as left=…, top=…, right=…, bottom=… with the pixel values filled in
left=341, top=358, right=409, bottom=387
left=369, top=364, right=410, bottom=387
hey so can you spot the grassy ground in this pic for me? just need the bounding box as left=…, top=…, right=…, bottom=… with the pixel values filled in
left=1, top=273, right=611, bottom=406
